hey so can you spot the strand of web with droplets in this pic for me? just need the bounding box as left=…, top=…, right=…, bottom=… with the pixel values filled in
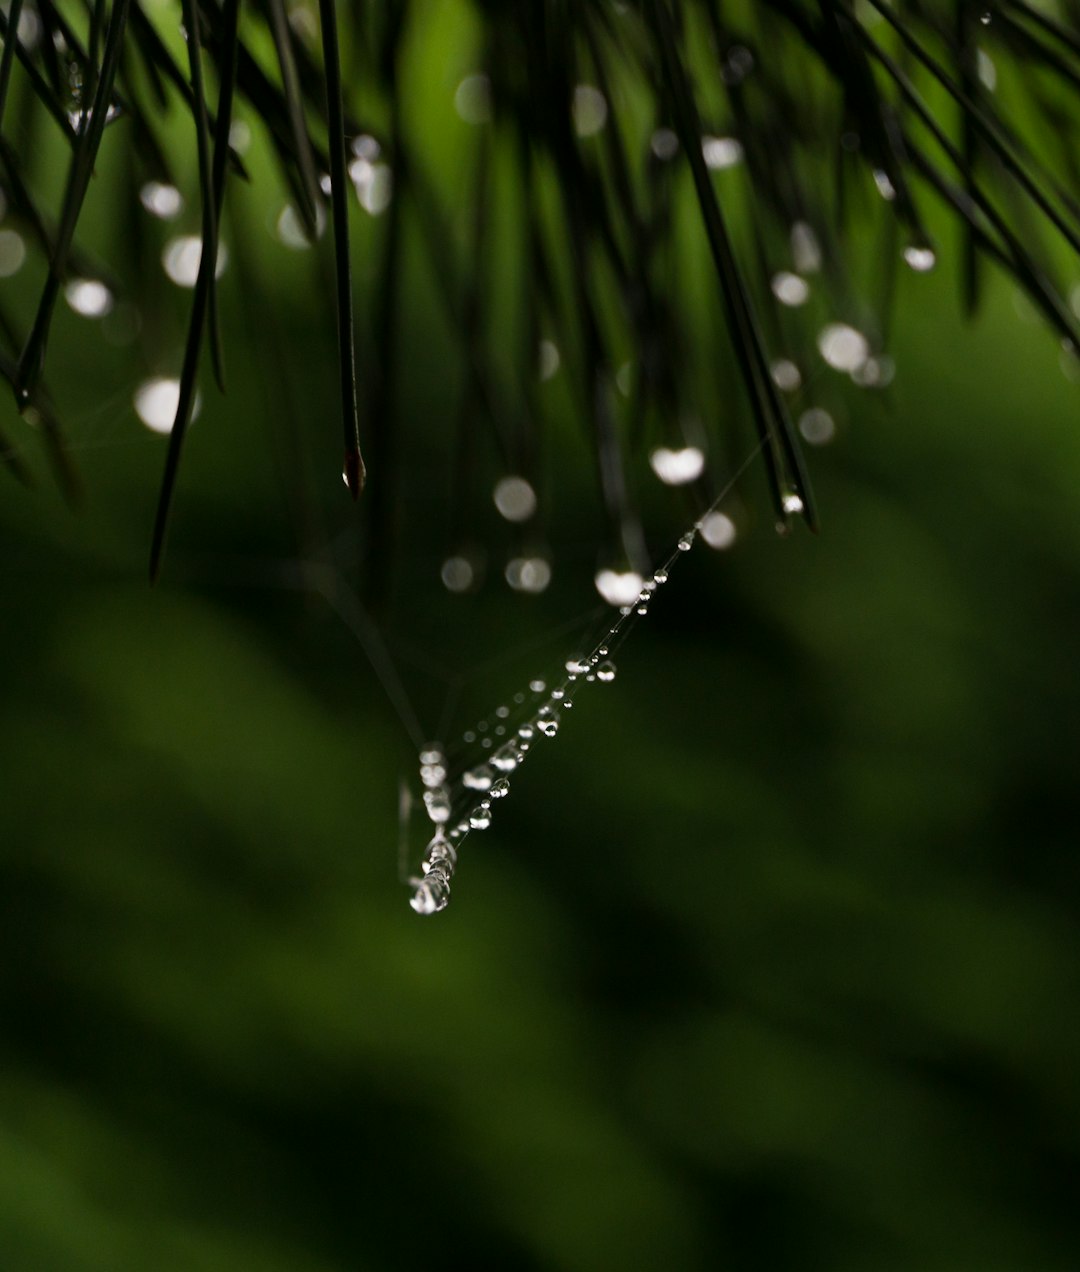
left=407, top=439, right=770, bottom=914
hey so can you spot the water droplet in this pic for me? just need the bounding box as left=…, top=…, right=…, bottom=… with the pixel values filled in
left=441, top=554, right=473, bottom=593
left=276, top=202, right=325, bottom=249
left=410, top=870, right=450, bottom=915
left=649, top=445, right=705, bottom=485
left=493, top=475, right=537, bottom=522
left=597, top=661, right=616, bottom=682
left=650, top=127, right=678, bottom=160
left=653, top=569, right=668, bottom=585
left=470, top=806, right=492, bottom=830
left=539, top=339, right=560, bottom=380
left=0, top=229, right=25, bottom=278
left=505, top=556, right=551, bottom=593
left=595, top=568, right=645, bottom=606
left=771, top=272, right=809, bottom=307
left=419, top=747, right=444, bottom=765
left=162, top=235, right=227, bottom=287
left=491, top=778, right=510, bottom=799
left=518, top=723, right=535, bottom=741
left=818, top=323, right=870, bottom=372
left=566, top=657, right=589, bottom=676
left=140, top=182, right=184, bottom=220
left=491, top=744, right=520, bottom=773
left=791, top=221, right=822, bottom=274
left=550, top=688, right=565, bottom=701
left=872, top=169, right=897, bottom=201
left=64, top=279, right=113, bottom=318
left=702, top=135, right=742, bottom=169
left=781, top=491, right=804, bottom=515
left=537, top=711, right=560, bottom=738
left=134, top=378, right=201, bottom=435
left=572, top=84, right=608, bottom=136
left=455, top=73, right=491, bottom=124
left=770, top=359, right=801, bottom=392
left=495, top=705, right=510, bottom=719
left=636, top=604, right=648, bottom=614
left=529, top=679, right=546, bottom=694
left=423, top=788, right=451, bottom=824
left=799, top=408, right=835, bottom=446
left=420, top=762, right=447, bottom=788
left=700, top=511, right=737, bottom=550
left=463, top=764, right=494, bottom=791
left=463, top=730, right=476, bottom=744
left=423, top=833, right=457, bottom=873
left=678, top=531, right=695, bottom=551
left=903, top=244, right=936, bottom=272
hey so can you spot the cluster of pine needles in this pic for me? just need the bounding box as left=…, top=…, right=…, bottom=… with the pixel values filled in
left=0, top=0, right=1078, bottom=581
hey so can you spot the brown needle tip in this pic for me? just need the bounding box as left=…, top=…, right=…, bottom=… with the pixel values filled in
left=342, top=447, right=367, bottom=500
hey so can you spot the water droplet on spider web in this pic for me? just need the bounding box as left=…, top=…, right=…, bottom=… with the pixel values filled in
left=490, top=778, right=510, bottom=799
left=678, top=531, right=696, bottom=551
left=491, top=744, right=521, bottom=773
left=463, top=763, right=494, bottom=791
left=423, top=787, right=451, bottom=824
left=537, top=708, right=560, bottom=738
left=597, top=661, right=617, bottom=683
left=470, top=804, right=492, bottom=830
left=422, top=833, right=457, bottom=873
left=410, top=869, right=451, bottom=915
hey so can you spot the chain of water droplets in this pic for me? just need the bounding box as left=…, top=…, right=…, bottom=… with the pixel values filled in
left=407, top=446, right=769, bottom=914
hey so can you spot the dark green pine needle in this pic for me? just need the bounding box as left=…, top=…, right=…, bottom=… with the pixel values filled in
left=318, top=0, right=365, bottom=499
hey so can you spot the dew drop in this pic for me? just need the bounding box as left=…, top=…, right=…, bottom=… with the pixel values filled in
left=702, top=135, right=742, bottom=169
left=441, top=555, right=474, bottom=592
left=818, top=323, right=870, bottom=372
left=493, top=475, right=537, bottom=522
left=422, top=833, right=457, bottom=873
left=490, top=778, right=510, bottom=799
left=65, top=279, right=113, bottom=318
left=537, top=713, right=560, bottom=738
left=566, top=657, right=589, bottom=676
left=700, top=511, right=737, bottom=550
left=595, top=568, right=645, bottom=607
left=678, top=531, right=695, bottom=551
left=423, top=788, right=451, bottom=824
left=469, top=806, right=492, bottom=830
left=903, top=244, right=937, bottom=272
left=463, top=763, right=494, bottom=791
left=518, top=723, right=535, bottom=741
left=420, top=762, right=447, bottom=788
left=799, top=408, right=835, bottom=446
left=771, top=271, right=809, bottom=307
left=649, top=445, right=705, bottom=485
left=529, top=679, right=546, bottom=694
left=782, top=491, right=805, bottom=515
left=410, top=871, right=450, bottom=915
left=491, top=744, right=520, bottom=773
left=597, top=660, right=617, bottom=682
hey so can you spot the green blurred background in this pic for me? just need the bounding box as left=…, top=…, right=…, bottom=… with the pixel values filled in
left=3, top=5, right=1080, bottom=1268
